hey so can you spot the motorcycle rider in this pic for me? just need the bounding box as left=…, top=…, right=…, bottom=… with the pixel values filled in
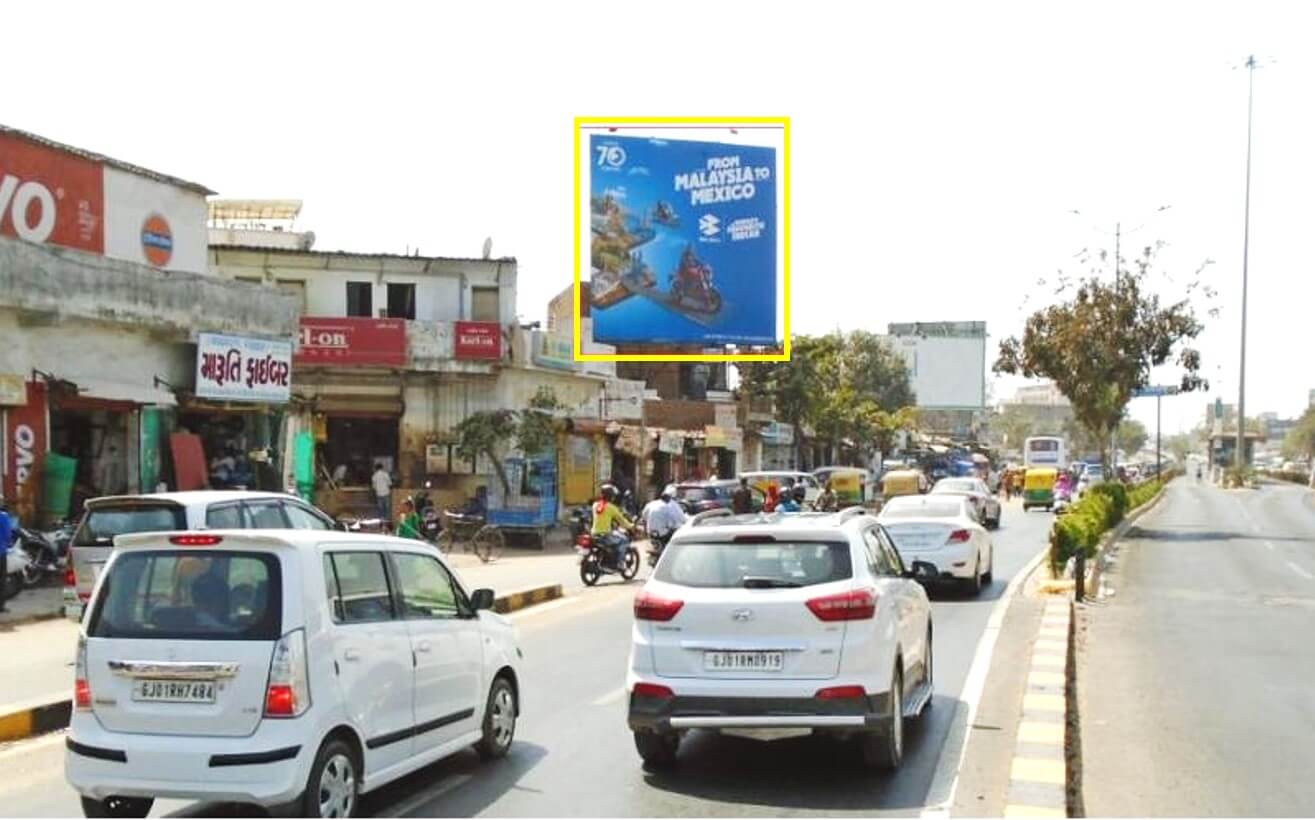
left=815, top=480, right=838, bottom=512
left=591, top=485, right=635, bottom=569
left=777, top=484, right=804, bottom=512
left=643, top=486, right=686, bottom=547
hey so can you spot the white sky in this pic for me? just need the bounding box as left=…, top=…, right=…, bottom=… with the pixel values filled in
left=7, top=0, right=1315, bottom=434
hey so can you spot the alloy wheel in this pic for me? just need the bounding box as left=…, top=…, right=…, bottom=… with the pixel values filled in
left=318, top=753, right=356, bottom=818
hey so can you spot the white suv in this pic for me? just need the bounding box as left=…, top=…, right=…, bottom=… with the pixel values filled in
left=66, top=530, right=521, bottom=818
left=626, top=508, right=936, bottom=771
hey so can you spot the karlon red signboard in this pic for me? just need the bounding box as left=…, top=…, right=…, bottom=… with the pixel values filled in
left=454, top=321, right=502, bottom=360
left=0, top=132, right=105, bottom=254
left=294, top=318, right=407, bottom=367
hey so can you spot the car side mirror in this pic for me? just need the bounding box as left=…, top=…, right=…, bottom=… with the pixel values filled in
left=906, top=560, right=938, bottom=583
left=471, top=588, right=496, bottom=612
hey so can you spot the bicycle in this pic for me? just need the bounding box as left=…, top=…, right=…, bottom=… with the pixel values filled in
left=434, top=510, right=506, bottom=563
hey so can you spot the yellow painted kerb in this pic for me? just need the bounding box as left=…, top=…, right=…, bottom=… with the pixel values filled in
left=573, top=116, right=791, bottom=362
left=0, top=709, right=33, bottom=742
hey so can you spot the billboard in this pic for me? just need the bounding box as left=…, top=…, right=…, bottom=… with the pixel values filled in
left=294, top=318, right=407, bottom=367
left=587, top=135, right=776, bottom=346
left=884, top=322, right=987, bottom=410
left=195, top=332, right=292, bottom=403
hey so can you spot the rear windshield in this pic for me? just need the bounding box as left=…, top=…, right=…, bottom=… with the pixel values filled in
left=74, top=505, right=187, bottom=547
left=88, top=551, right=281, bottom=641
left=677, top=487, right=720, bottom=502
left=882, top=501, right=964, bottom=519
left=935, top=480, right=977, bottom=493
left=655, top=541, right=852, bottom=588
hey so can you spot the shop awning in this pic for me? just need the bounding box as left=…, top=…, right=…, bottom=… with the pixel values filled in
left=567, top=418, right=610, bottom=435
left=54, top=378, right=178, bottom=408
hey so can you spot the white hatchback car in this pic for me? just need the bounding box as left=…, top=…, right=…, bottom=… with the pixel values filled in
left=66, top=530, right=521, bottom=818
left=877, top=495, right=994, bottom=595
left=627, top=508, right=936, bottom=772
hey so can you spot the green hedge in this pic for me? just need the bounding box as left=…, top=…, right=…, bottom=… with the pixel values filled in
left=1048, top=473, right=1175, bottom=576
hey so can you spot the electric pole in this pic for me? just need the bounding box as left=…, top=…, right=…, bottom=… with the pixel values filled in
left=1236, top=54, right=1257, bottom=470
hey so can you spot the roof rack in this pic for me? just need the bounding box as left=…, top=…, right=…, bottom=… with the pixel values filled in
left=690, top=508, right=736, bottom=526
left=835, top=506, right=870, bottom=524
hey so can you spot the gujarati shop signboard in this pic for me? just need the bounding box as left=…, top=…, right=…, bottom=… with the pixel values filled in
left=295, top=318, right=407, bottom=367
left=588, top=135, right=776, bottom=346
left=454, top=321, right=502, bottom=360
left=195, top=333, right=292, bottom=403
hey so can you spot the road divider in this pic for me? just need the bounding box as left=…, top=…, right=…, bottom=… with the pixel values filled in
left=492, top=583, right=564, bottom=615
left=1003, top=597, right=1071, bottom=818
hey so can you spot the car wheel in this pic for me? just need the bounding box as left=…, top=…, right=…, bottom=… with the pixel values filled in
left=476, top=676, right=517, bottom=760
left=863, top=666, right=904, bottom=770
left=982, top=547, right=994, bottom=585
left=300, top=738, right=359, bottom=818
left=963, top=556, right=983, bottom=596
left=634, top=730, right=680, bottom=768
left=80, top=796, right=153, bottom=818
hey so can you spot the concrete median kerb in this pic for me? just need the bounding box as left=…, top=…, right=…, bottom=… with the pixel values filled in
left=491, top=583, right=564, bottom=615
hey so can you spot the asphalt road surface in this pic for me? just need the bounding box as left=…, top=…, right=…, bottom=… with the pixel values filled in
left=1080, top=479, right=1315, bottom=816
left=0, top=501, right=1053, bottom=817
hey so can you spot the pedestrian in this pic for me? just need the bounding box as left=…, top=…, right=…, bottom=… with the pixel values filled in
left=731, top=477, right=753, bottom=514
left=815, top=480, right=838, bottom=512
left=371, top=462, right=392, bottom=521
left=396, top=498, right=422, bottom=541
left=0, top=499, right=12, bottom=612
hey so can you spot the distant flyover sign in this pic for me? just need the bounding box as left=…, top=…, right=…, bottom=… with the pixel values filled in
left=1132, top=385, right=1181, bottom=398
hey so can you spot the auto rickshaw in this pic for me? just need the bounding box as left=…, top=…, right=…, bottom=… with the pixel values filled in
left=1022, top=467, right=1058, bottom=511
left=881, top=468, right=926, bottom=501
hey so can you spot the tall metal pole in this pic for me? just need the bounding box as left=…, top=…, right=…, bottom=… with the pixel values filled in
left=1156, top=393, right=1162, bottom=478
left=1237, top=55, right=1256, bottom=470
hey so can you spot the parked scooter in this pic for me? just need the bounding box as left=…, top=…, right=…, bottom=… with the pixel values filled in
left=413, top=483, right=443, bottom=544
left=4, top=548, right=31, bottom=599
left=16, top=526, right=64, bottom=586
left=576, top=528, right=640, bottom=586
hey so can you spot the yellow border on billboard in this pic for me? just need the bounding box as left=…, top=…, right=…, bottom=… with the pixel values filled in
left=573, top=116, right=790, bottom=363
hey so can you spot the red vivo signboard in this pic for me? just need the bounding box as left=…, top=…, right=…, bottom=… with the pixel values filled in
left=3, top=382, right=48, bottom=519
left=0, top=132, right=105, bottom=254
left=294, top=318, right=407, bottom=367
left=454, top=321, right=502, bottom=360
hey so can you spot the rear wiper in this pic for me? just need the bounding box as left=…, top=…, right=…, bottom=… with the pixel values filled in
left=741, top=576, right=803, bottom=589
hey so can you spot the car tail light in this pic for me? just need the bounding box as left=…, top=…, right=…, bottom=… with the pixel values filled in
left=576, top=534, right=591, bottom=547
left=632, top=682, right=674, bottom=700
left=264, top=629, right=311, bottom=718
left=634, top=591, right=684, bottom=622
left=74, top=636, right=91, bottom=710
left=170, top=534, right=224, bottom=546
left=947, top=529, right=972, bottom=544
left=815, top=685, right=867, bottom=700
left=64, top=565, right=77, bottom=589
left=806, top=588, right=877, bottom=621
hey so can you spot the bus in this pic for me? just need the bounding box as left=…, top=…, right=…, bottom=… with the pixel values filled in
left=1023, top=436, right=1067, bottom=469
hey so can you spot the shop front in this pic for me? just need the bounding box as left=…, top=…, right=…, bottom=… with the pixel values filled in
left=2, top=380, right=48, bottom=523
left=759, top=421, right=797, bottom=470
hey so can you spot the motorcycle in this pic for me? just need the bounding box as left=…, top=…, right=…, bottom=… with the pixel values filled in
left=16, top=527, right=64, bottom=586
left=412, top=485, right=443, bottom=544
left=576, top=529, right=640, bottom=586
left=568, top=505, right=592, bottom=540
left=4, top=548, right=31, bottom=599
left=646, top=530, right=672, bottom=568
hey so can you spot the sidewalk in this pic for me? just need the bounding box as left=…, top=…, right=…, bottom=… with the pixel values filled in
left=0, top=616, right=78, bottom=714
left=0, top=584, right=64, bottom=628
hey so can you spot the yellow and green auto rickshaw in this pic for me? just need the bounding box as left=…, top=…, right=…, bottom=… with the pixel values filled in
left=881, top=468, right=925, bottom=501
left=1022, top=467, right=1058, bottom=511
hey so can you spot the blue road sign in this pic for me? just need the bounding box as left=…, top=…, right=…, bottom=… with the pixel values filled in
left=1132, top=385, right=1181, bottom=398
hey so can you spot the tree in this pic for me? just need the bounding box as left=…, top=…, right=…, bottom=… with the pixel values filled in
left=454, top=387, right=567, bottom=495
left=995, top=244, right=1208, bottom=472
left=994, top=405, right=1035, bottom=452
left=1116, top=419, right=1149, bottom=457
left=1281, top=408, right=1315, bottom=462
left=1164, top=432, right=1196, bottom=464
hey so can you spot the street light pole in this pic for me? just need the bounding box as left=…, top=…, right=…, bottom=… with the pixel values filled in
left=1236, top=54, right=1256, bottom=470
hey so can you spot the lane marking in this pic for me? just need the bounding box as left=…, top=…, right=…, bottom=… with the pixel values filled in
left=591, top=686, right=628, bottom=707
left=1010, top=757, right=1066, bottom=785
left=387, top=773, right=473, bottom=818
left=920, top=542, right=1051, bottom=817
left=507, top=596, right=582, bottom=622
left=1287, top=561, right=1315, bottom=581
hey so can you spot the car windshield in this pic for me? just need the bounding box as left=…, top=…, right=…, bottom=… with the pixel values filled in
left=935, top=480, right=978, bottom=493
left=654, top=541, right=852, bottom=588
left=881, top=500, right=965, bottom=519
left=74, top=505, right=188, bottom=547
left=88, top=550, right=281, bottom=641
left=677, top=487, right=719, bottom=501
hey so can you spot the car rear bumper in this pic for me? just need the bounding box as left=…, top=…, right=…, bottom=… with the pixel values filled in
left=65, top=716, right=312, bottom=805
left=628, top=691, right=894, bottom=734
left=901, top=544, right=978, bottom=580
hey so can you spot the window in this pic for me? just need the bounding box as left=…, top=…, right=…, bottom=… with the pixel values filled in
left=875, top=527, right=906, bottom=576
left=88, top=551, right=281, bottom=641
left=862, top=529, right=898, bottom=576
left=392, top=553, right=463, bottom=618
left=284, top=503, right=331, bottom=530
left=346, top=281, right=373, bottom=317
left=325, top=552, right=394, bottom=623
left=386, top=283, right=416, bottom=320
left=74, top=504, right=188, bottom=547
left=245, top=501, right=288, bottom=529
left=206, top=503, right=246, bottom=529
left=655, top=541, right=852, bottom=589
left=470, top=286, right=499, bottom=322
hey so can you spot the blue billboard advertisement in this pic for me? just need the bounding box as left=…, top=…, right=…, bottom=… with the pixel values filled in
left=588, top=135, right=777, bottom=346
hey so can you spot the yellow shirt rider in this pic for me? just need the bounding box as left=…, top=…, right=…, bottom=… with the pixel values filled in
left=591, top=485, right=634, bottom=568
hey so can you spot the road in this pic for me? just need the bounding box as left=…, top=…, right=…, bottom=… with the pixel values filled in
left=0, top=501, right=1053, bottom=817
left=1080, top=478, right=1315, bottom=816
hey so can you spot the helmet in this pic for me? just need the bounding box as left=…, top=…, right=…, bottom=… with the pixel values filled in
left=660, top=486, right=674, bottom=500
left=792, top=484, right=807, bottom=501
left=601, top=484, right=617, bottom=502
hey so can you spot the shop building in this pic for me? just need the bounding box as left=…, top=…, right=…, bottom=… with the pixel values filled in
left=0, top=127, right=298, bottom=523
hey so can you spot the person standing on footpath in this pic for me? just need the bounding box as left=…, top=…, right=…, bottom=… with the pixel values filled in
left=371, top=462, right=392, bottom=522
left=0, top=500, right=13, bottom=612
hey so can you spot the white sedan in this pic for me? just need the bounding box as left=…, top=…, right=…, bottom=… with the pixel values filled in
left=930, top=477, right=1002, bottom=529
left=877, top=495, right=994, bottom=595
